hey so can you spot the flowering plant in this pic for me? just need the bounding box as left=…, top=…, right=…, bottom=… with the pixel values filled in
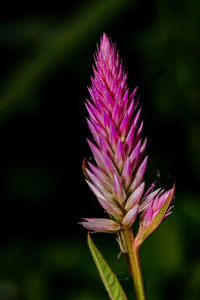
left=81, top=33, right=175, bottom=300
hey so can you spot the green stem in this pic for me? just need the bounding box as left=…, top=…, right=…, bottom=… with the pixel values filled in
left=122, top=227, right=146, bottom=300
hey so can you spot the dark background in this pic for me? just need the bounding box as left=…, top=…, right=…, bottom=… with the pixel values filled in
left=0, top=0, right=199, bottom=299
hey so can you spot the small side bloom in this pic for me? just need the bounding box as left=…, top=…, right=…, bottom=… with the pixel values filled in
left=135, top=184, right=175, bottom=247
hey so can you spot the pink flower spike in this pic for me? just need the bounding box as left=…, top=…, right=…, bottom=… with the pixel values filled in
left=81, top=33, right=175, bottom=238
left=81, top=218, right=121, bottom=233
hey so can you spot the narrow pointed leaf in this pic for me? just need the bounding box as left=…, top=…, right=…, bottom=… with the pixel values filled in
left=87, top=233, right=128, bottom=300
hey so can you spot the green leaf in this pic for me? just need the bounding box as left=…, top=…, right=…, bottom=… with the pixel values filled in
left=87, top=233, right=128, bottom=300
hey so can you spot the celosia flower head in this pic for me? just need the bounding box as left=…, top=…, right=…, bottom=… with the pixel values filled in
left=81, top=34, right=174, bottom=238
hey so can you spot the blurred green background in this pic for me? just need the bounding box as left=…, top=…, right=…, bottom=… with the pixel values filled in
left=0, top=0, right=199, bottom=299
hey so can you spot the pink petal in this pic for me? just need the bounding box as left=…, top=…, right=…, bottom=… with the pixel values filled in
left=85, top=101, right=98, bottom=123
left=114, top=139, right=126, bottom=172
left=140, top=138, right=147, bottom=156
left=134, top=121, right=143, bottom=146
left=120, top=89, right=129, bottom=117
left=113, top=173, right=127, bottom=205
left=125, top=182, right=145, bottom=211
left=139, top=188, right=161, bottom=212
left=129, top=140, right=141, bottom=167
left=118, top=111, right=129, bottom=141
left=87, top=139, right=105, bottom=169
left=90, top=118, right=108, bottom=140
left=127, top=99, right=134, bottom=119
left=121, top=157, right=132, bottom=190
left=120, top=73, right=128, bottom=92
left=110, top=76, right=117, bottom=95
left=103, top=110, right=111, bottom=132
left=124, top=122, right=136, bottom=154
left=103, top=152, right=118, bottom=179
left=88, top=162, right=112, bottom=191
left=116, top=62, right=122, bottom=82
left=86, top=180, right=107, bottom=200
left=109, top=122, right=119, bottom=151
left=141, top=206, right=153, bottom=227
left=115, top=83, right=122, bottom=104
left=129, top=156, right=148, bottom=193
left=106, top=90, right=115, bottom=112
left=133, top=108, right=141, bottom=129
left=81, top=218, right=121, bottom=233
left=85, top=99, right=103, bottom=126
left=153, top=190, right=170, bottom=212
left=129, top=87, right=138, bottom=103
left=112, top=102, right=121, bottom=127
left=143, top=183, right=156, bottom=197
left=87, top=118, right=100, bottom=145
left=86, top=169, right=113, bottom=202
left=122, top=204, right=139, bottom=227
left=88, top=87, right=98, bottom=105
left=97, top=196, right=123, bottom=219
left=99, top=135, right=114, bottom=159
